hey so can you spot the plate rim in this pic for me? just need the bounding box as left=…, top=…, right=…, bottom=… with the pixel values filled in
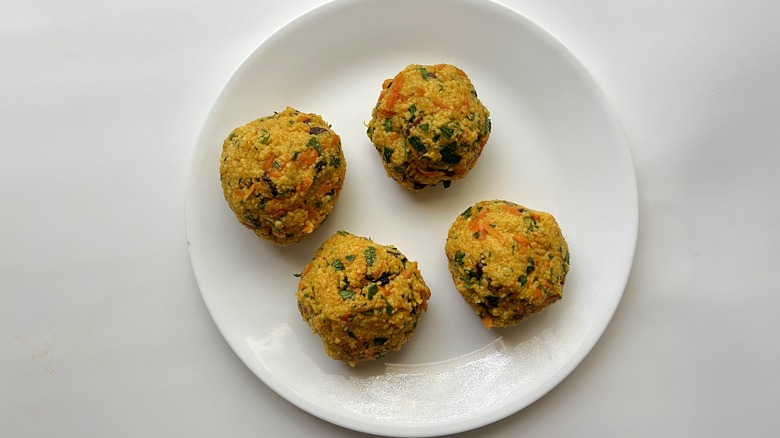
left=184, top=0, right=639, bottom=435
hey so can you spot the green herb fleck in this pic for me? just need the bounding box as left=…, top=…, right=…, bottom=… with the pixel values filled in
left=384, top=118, right=393, bottom=131
left=472, top=231, right=481, bottom=239
left=362, top=310, right=374, bottom=316
left=419, top=66, right=428, bottom=80
left=337, top=230, right=347, bottom=236
left=461, top=206, right=472, bottom=218
left=484, top=295, right=500, bottom=307
left=408, top=136, right=427, bottom=152
left=420, top=123, right=429, bottom=132
left=385, top=303, right=394, bottom=315
left=367, top=283, right=379, bottom=300
left=383, top=147, right=394, bottom=163
left=347, top=331, right=357, bottom=339
left=331, top=259, right=344, bottom=271
left=258, top=129, right=270, bottom=144
left=345, top=254, right=356, bottom=262
left=440, top=125, right=454, bottom=139
left=526, top=257, right=536, bottom=274
left=293, top=272, right=302, bottom=278
left=364, top=246, right=377, bottom=266
left=439, top=142, right=462, bottom=164
left=518, top=274, right=528, bottom=285
left=454, top=250, right=466, bottom=265
left=339, top=289, right=355, bottom=300
left=307, top=137, right=322, bottom=155
left=525, top=216, right=538, bottom=232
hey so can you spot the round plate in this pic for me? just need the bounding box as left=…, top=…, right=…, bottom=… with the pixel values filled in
left=185, top=0, right=638, bottom=436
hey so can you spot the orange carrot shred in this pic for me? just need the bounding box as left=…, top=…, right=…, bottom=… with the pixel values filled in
left=242, top=182, right=257, bottom=200
left=513, top=235, right=531, bottom=246
left=297, top=148, right=318, bottom=167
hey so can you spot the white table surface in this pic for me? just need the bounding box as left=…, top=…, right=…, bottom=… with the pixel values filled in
left=2, top=0, right=779, bottom=436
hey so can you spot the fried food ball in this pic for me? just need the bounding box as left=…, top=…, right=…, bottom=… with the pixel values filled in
left=219, top=107, right=346, bottom=245
left=445, top=200, right=570, bottom=328
left=296, top=231, right=431, bottom=366
left=366, top=63, right=491, bottom=190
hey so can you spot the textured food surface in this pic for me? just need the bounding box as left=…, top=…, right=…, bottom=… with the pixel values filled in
left=296, top=231, right=431, bottom=366
left=366, top=63, right=491, bottom=190
left=445, top=200, right=570, bottom=328
left=220, top=107, right=346, bottom=245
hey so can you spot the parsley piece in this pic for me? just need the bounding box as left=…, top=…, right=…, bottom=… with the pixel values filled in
left=339, top=289, right=355, bottom=300
left=307, top=137, right=322, bottom=155
left=408, top=136, right=427, bottom=152
left=525, top=216, right=538, bottom=232
left=364, top=246, right=377, bottom=266
left=383, top=147, right=394, bottom=163
left=454, top=250, right=465, bottom=265
left=439, top=142, right=462, bottom=164
left=258, top=129, right=270, bottom=144
left=367, top=283, right=379, bottom=300
left=331, top=259, right=344, bottom=271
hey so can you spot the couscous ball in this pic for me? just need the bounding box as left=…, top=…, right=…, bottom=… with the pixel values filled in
left=445, top=200, right=570, bottom=328
left=366, top=63, right=491, bottom=190
left=296, top=231, right=431, bottom=366
left=219, top=107, right=346, bottom=245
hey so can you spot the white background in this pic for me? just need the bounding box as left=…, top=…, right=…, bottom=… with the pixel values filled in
left=2, top=0, right=779, bottom=436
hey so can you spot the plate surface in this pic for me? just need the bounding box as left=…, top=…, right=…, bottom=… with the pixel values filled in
left=185, top=0, right=638, bottom=436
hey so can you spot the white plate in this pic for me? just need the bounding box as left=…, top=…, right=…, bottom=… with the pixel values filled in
left=185, top=0, right=637, bottom=436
